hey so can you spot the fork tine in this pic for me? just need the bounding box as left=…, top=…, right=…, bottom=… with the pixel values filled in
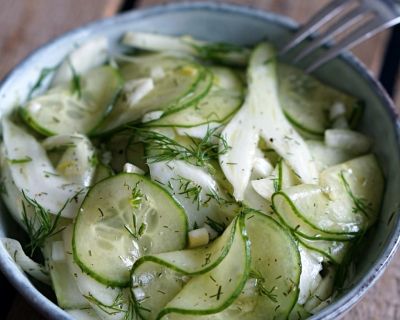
left=305, top=17, right=387, bottom=73
left=280, top=0, right=350, bottom=54
left=293, top=5, right=368, bottom=63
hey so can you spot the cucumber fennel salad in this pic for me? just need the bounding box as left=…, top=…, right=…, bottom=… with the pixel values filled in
left=0, top=31, right=383, bottom=320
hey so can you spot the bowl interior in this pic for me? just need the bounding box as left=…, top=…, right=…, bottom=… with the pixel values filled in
left=0, top=3, right=399, bottom=320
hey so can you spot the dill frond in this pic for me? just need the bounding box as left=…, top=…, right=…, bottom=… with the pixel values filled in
left=125, top=183, right=146, bottom=240
left=250, top=269, right=278, bottom=303
left=131, top=127, right=229, bottom=167
left=67, top=60, right=82, bottom=98
left=172, top=176, right=203, bottom=210
left=8, top=156, right=32, bottom=164
left=21, top=190, right=67, bottom=255
left=27, top=66, right=58, bottom=99
left=339, top=171, right=372, bottom=217
left=205, top=216, right=226, bottom=235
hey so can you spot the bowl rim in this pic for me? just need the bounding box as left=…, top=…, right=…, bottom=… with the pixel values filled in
left=0, top=2, right=400, bottom=319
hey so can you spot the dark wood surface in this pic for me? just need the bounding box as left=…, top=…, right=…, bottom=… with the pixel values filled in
left=1, top=1, right=399, bottom=319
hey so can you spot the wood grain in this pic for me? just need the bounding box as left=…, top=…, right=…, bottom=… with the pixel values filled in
left=0, top=1, right=399, bottom=319
left=0, top=0, right=121, bottom=80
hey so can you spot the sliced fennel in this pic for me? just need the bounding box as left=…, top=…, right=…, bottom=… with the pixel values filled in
left=41, top=235, right=89, bottom=309
left=148, top=159, right=236, bottom=230
left=122, top=31, right=250, bottom=65
left=1, top=238, right=50, bottom=285
left=42, top=134, right=97, bottom=187
left=278, top=63, right=362, bottom=137
left=219, top=43, right=318, bottom=201
left=52, top=37, right=109, bottom=86
left=2, top=119, right=86, bottom=219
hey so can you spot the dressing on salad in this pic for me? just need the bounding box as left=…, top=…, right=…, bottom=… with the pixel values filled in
left=0, top=31, right=383, bottom=320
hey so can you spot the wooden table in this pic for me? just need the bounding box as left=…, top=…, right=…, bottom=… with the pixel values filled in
left=1, top=1, right=399, bottom=319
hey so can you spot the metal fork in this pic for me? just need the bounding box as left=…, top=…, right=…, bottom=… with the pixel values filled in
left=281, top=0, right=400, bottom=72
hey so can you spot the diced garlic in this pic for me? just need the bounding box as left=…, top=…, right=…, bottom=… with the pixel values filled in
left=132, top=287, right=146, bottom=301
left=123, top=162, right=145, bottom=175
left=329, top=101, right=346, bottom=121
left=331, top=115, right=349, bottom=129
left=188, top=228, right=209, bottom=248
left=124, top=78, right=154, bottom=106
left=28, top=102, right=41, bottom=113
left=251, top=178, right=275, bottom=200
left=150, top=66, right=165, bottom=79
left=203, top=223, right=219, bottom=240
left=141, top=110, right=164, bottom=123
left=252, top=157, right=273, bottom=179
left=51, top=241, right=66, bottom=262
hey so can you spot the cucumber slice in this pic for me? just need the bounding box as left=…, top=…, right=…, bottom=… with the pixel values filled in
left=64, top=226, right=129, bottom=319
left=225, top=211, right=301, bottom=320
left=272, top=189, right=357, bottom=240
left=21, top=65, right=122, bottom=136
left=93, top=57, right=212, bottom=134
left=92, top=162, right=114, bottom=184
left=296, top=235, right=350, bottom=265
left=146, top=89, right=243, bottom=128
left=320, top=154, right=384, bottom=228
left=145, top=66, right=244, bottom=128
left=158, top=215, right=249, bottom=318
left=160, top=211, right=301, bottom=320
left=273, top=155, right=383, bottom=239
left=122, top=32, right=250, bottom=66
left=131, top=217, right=239, bottom=319
left=73, top=173, right=188, bottom=287
left=278, top=63, right=362, bottom=136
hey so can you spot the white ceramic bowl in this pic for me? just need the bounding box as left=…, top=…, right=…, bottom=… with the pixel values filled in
left=1, top=2, right=400, bottom=319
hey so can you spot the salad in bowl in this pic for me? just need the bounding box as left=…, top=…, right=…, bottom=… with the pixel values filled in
left=0, top=3, right=398, bottom=320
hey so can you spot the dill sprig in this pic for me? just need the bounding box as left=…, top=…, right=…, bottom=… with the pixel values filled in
left=84, top=292, right=125, bottom=315
left=84, top=290, right=149, bottom=319
left=190, top=41, right=249, bottom=64
left=27, top=66, right=57, bottom=99
left=124, top=214, right=146, bottom=240
left=250, top=269, right=278, bottom=303
left=132, top=127, right=230, bottom=167
left=125, top=183, right=146, bottom=239
left=339, top=171, right=372, bottom=217
left=21, top=191, right=67, bottom=255
left=67, top=60, right=82, bottom=98
left=8, top=156, right=32, bottom=164
left=129, top=183, right=143, bottom=209
left=124, top=290, right=150, bottom=320
left=204, top=188, right=235, bottom=207
left=205, top=216, right=226, bottom=235
left=173, top=176, right=203, bottom=210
